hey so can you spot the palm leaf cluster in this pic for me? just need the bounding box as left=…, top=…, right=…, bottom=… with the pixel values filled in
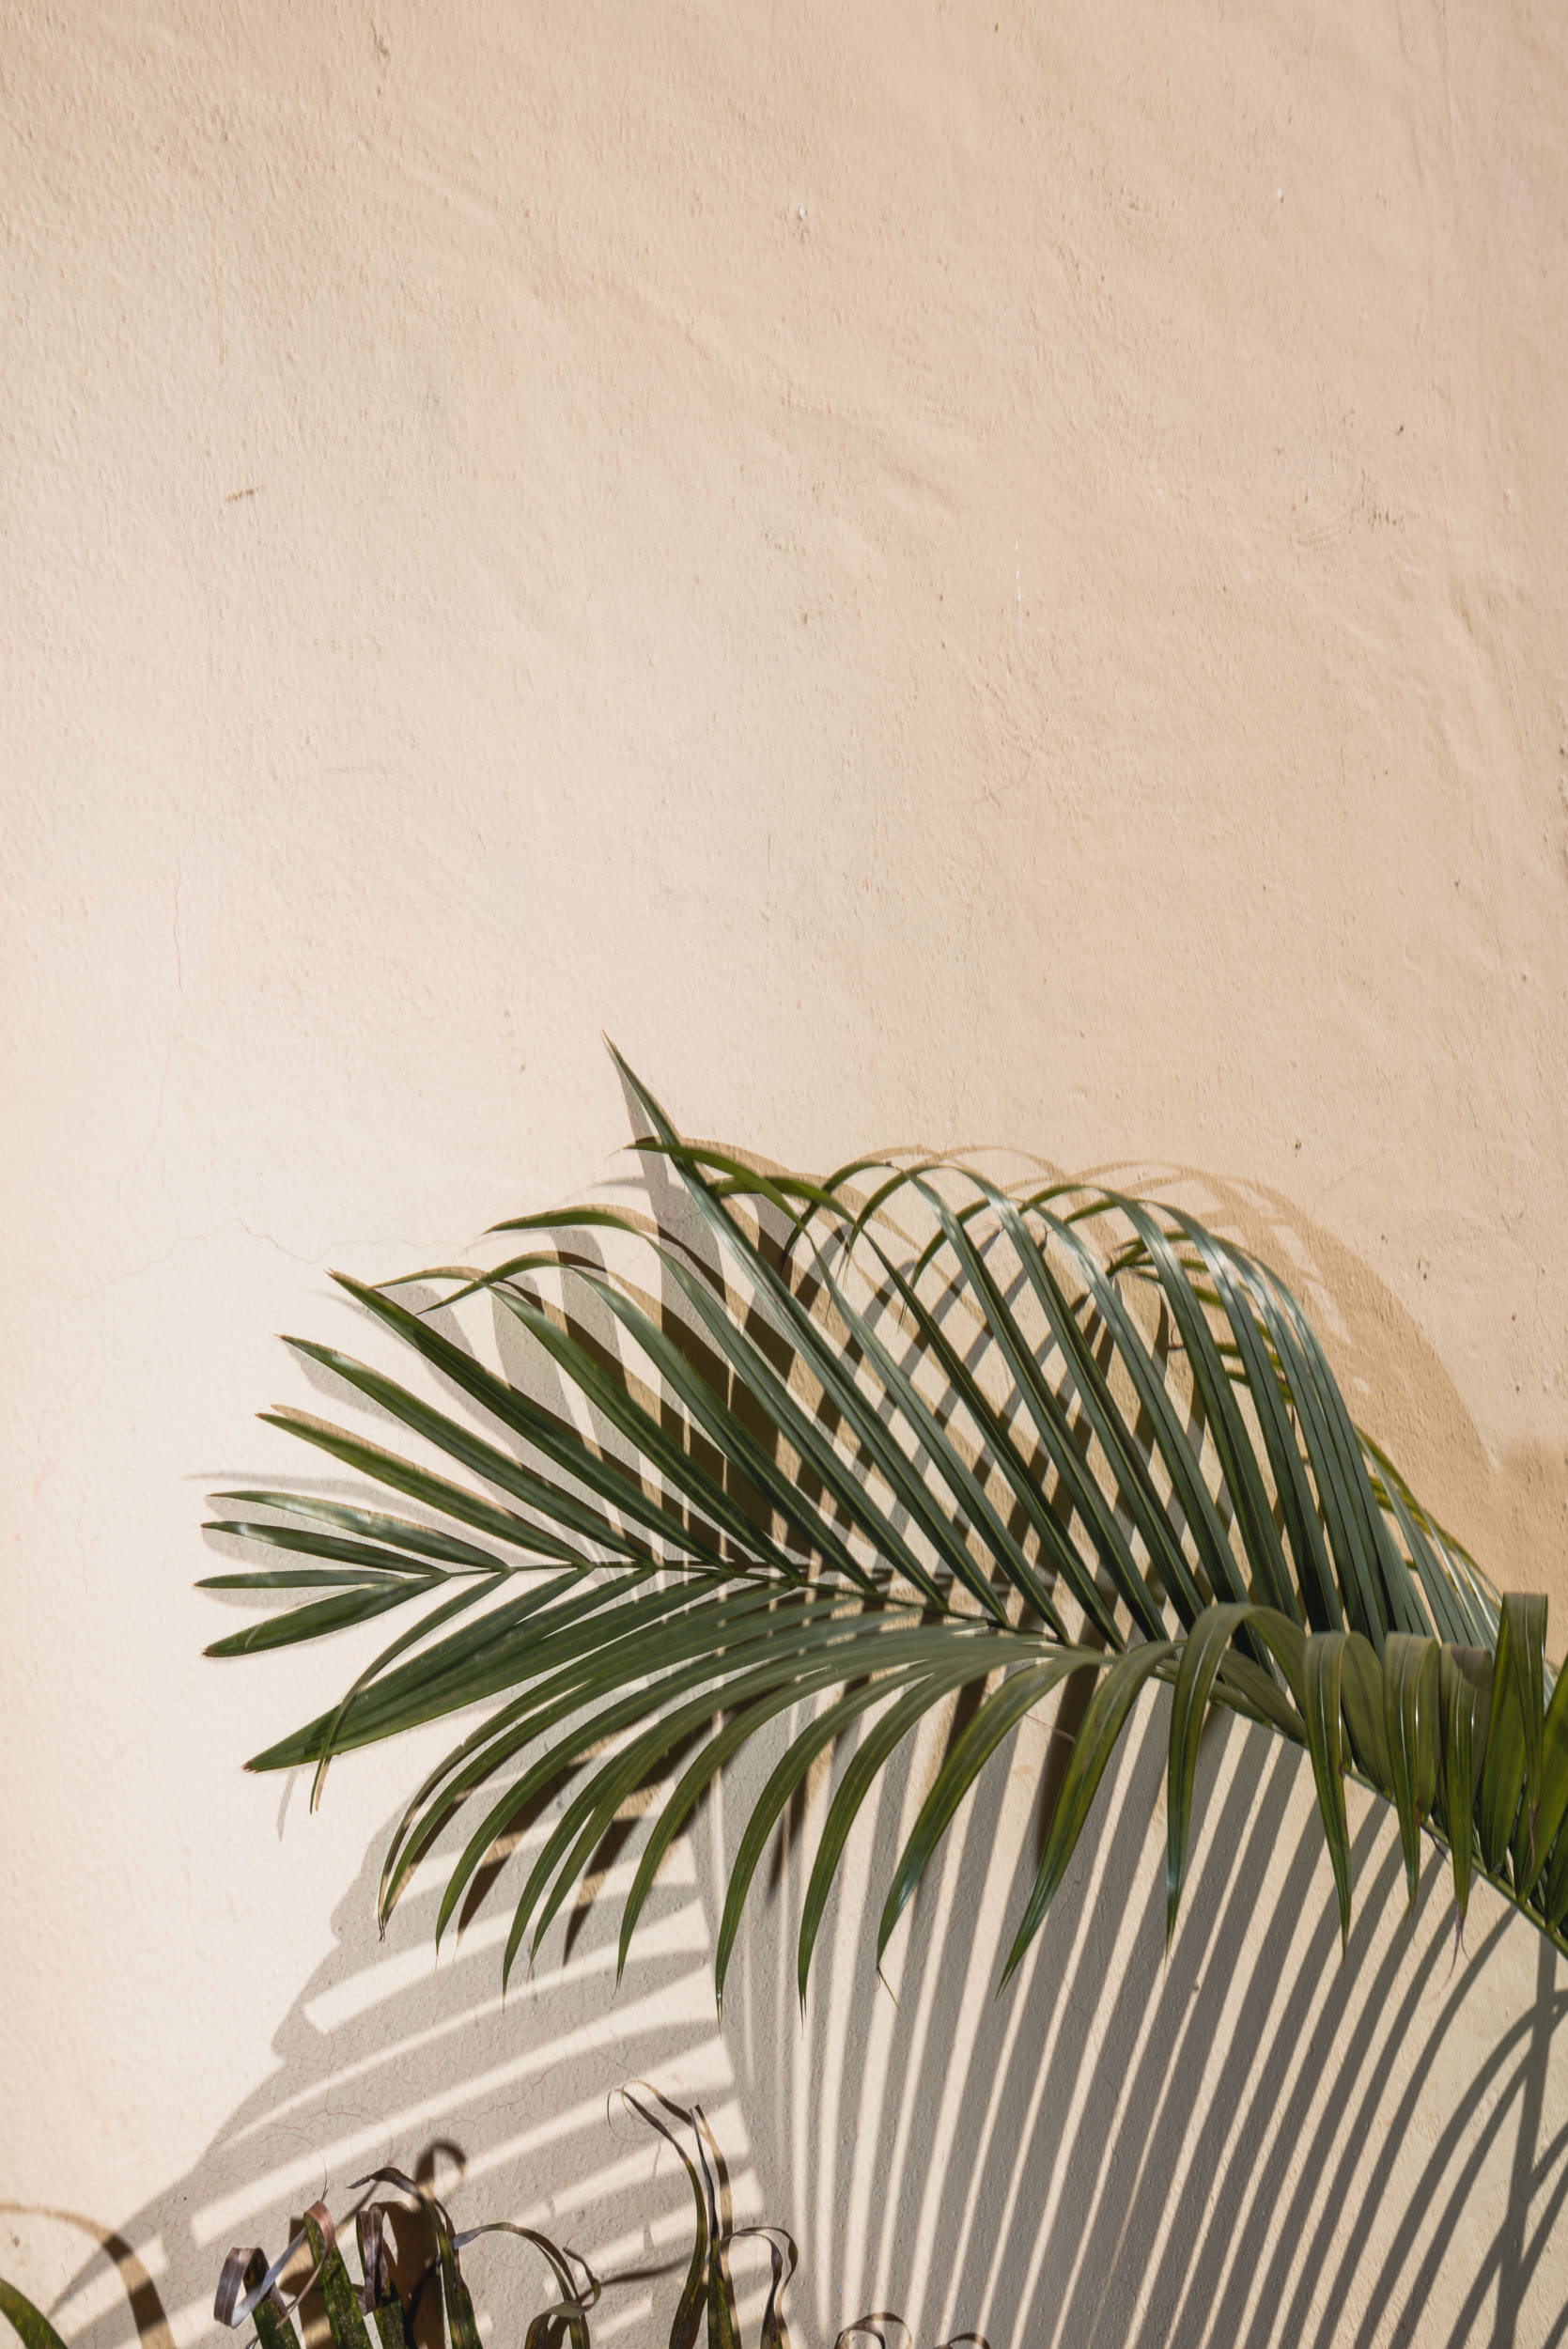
left=205, top=1058, right=1568, bottom=1996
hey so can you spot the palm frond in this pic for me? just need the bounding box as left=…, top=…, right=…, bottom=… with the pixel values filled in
left=204, top=1055, right=1568, bottom=1996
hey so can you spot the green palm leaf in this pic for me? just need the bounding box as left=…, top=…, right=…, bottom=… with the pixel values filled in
left=1, top=2281, right=69, bottom=2349
left=204, top=1055, right=1568, bottom=1995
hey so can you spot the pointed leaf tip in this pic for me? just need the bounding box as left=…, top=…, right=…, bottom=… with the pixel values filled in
left=1167, top=1605, right=1255, bottom=1949
left=1006, top=1642, right=1172, bottom=1980
left=1303, top=1631, right=1353, bottom=1950
left=1383, top=1633, right=1440, bottom=1910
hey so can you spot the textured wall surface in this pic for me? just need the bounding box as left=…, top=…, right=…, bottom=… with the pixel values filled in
left=4, top=3, right=1567, bottom=2341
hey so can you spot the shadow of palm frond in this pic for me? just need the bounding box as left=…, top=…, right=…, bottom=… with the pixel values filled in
left=35, top=1697, right=1565, bottom=2349
left=41, top=1107, right=1568, bottom=2349
left=698, top=1688, right=1568, bottom=2347
left=38, top=1812, right=740, bottom=2349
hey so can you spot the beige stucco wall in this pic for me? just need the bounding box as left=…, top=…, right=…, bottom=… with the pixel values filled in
left=4, top=2, right=1567, bottom=2341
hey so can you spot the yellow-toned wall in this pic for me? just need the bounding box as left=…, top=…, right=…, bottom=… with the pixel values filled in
left=3, top=4, right=1567, bottom=2341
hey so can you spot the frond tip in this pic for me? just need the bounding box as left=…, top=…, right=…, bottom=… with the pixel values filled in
left=202, top=1056, right=1568, bottom=2000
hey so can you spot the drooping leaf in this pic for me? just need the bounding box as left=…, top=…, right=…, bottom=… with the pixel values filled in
left=1438, top=1646, right=1489, bottom=1932
left=1167, top=1604, right=1257, bottom=1948
left=355, top=2211, right=411, bottom=2349
left=1383, top=1634, right=1441, bottom=1907
left=625, top=2087, right=708, bottom=2349
left=1479, top=1601, right=1530, bottom=1877
left=1005, top=1642, right=1174, bottom=1982
left=1519, top=1662, right=1568, bottom=1906
left=213, top=2241, right=303, bottom=2349
left=1301, top=1632, right=1353, bottom=1948
left=1339, top=1631, right=1392, bottom=1797
left=300, top=2207, right=373, bottom=2349
left=877, top=1655, right=1084, bottom=1965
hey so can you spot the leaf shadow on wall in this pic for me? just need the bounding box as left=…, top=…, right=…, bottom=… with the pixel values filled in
left=42, top=1713, right=1568, bottom=2349
left=49, top=1143, right=1568, bottom=2349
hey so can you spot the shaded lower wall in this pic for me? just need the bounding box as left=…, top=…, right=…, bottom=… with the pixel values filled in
left=25, top=1698, right=1568, bottom=2349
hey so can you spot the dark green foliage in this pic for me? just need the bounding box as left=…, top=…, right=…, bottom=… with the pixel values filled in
left=205, top=1057, right=1568, bottom=1997
left=0, top=2281, right=69, bottom=2349
left=200, top=2099, right=971, bottom=2349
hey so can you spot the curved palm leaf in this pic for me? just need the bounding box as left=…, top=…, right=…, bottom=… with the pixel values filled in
left=204, top=1055, right=1568, bottom=1996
